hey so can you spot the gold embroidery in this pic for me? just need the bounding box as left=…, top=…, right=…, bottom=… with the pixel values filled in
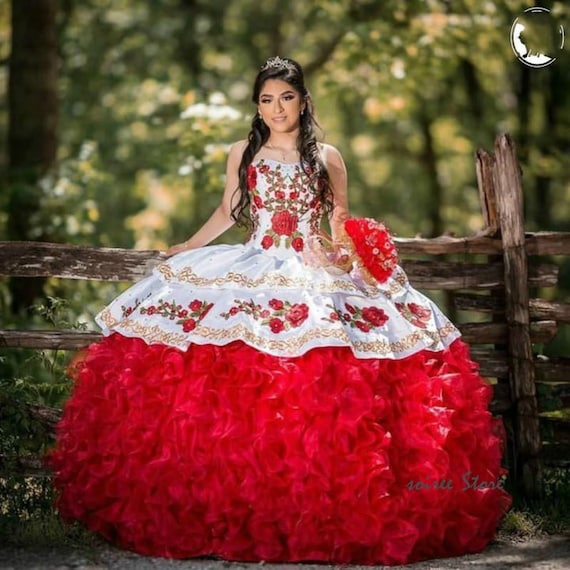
left=118, top=322, right=189, bottom=346
left=158, top=264, right=174, bottom=280
left=156, top=263, right=381, bottom=296
left=115, top=319, right=459, bottom=356
left=98, top=308, right=116, bottom=328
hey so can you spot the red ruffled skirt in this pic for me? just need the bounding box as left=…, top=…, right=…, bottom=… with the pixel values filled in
left=48, top=334, right=511, bottom=565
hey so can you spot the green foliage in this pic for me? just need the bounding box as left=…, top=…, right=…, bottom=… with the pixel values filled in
left=502, top=468, right=570, bottom=537
left=0, top=297, right=82, bottom=466
left=0, top=296, right=89, bottom=546
left=0, top=474, right=98, bottom=549
left=3, top=0, right=568, bottom=248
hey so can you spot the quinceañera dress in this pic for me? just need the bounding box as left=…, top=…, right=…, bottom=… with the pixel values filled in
left=49, top=158, right=511, bottom=566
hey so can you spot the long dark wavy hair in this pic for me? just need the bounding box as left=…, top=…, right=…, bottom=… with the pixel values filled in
left=231, top=57, right=334, bottom=229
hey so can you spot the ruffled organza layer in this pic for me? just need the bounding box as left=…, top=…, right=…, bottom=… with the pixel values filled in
left=48, top=334, right=511, bottom=566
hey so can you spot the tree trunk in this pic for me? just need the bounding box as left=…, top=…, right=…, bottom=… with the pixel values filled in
left=7, top=0, right=58, bottom=314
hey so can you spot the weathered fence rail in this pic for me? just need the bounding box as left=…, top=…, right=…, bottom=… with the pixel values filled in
left=1, top=133, right=569, bottom=498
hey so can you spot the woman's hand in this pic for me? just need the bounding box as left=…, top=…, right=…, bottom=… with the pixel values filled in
left=164, top=241, right=192, bottom=257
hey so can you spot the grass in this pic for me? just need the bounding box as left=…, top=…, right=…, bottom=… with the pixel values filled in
left=3, top=514, right=101, bottom=551
left=0, top=475, right=100, bottom=552
left=499, top=506, right=569, bottom=540
left=497, top=467, right=570, bottom=539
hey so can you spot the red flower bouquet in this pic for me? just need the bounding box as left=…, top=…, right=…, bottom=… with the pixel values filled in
left=343, top=217, right=398, bottom=284
left=301, top=217, right=398, bottom=284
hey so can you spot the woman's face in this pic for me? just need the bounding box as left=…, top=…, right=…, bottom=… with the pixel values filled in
left=258, top=79, right=304, bottom=134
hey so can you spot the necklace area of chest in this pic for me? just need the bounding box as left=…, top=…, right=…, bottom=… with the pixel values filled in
left=266, top=143, right=299, bottom=162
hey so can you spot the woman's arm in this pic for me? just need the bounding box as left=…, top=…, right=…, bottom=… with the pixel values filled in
left=323, top=144, right=349, bottom=242
left=164, top=141, right=247, bottom=257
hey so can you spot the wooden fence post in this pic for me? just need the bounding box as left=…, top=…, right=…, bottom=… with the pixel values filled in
left=493, top=133, right=543, bottom=498
left=475, top=149, right=499, bottom=235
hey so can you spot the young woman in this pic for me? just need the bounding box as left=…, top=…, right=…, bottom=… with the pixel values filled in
left=49, top=57, right=511, bottom=566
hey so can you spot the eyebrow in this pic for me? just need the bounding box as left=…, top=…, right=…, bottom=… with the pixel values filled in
left=259, top=90, right=296, bottom=98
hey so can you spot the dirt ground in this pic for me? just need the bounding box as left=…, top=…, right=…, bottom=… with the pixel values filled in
left=1, top=535, right=569, bottom=570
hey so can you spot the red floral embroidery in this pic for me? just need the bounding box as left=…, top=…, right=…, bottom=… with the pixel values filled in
left=248, top=160, right=322, bottom=252
left=395, top=302, right=432, bottom=329
left=292, top=237, right=304, bottom=252
left=361, top=306, right=389, bottom=326
left=247, top=164, right=257, bottom=190
left=285, top=303, right=309, bottom=327
left=221, top=298, right=309, bottom=333
left=140, top=298, right=213, bottom=332
left=271, top=210, right=298, bottom=236
left=268, top=299, right=284, bottom=310
left=121, top=295, right=152, bottom=318
left=322, top=302, right=389, bottom=330
left=269, top=318, right=285, bottom=333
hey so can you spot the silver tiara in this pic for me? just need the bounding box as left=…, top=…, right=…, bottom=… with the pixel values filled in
left=261, top=56, right=295, bottom=72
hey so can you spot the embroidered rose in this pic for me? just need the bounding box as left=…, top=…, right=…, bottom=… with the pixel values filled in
left=322, top=302, right=389, bottom=331
left=269, top=299, right=284, bottom=310
left=275, top=190, right=286, bottom=200
left=271, top=210, right=298, bottom=236
left=221, top=298, right=310, bottom=334
left=285, top=303, right=309, bottom=328
left=261, top=235, right=274, bottom=249
left=269, top=318, right=285, bottom=333
left=253, top=195, right=263, bottom=209
left=396, top=302, right=431, bottom=329
left=247, top=164, right=257, bottom=190
left=361, top=307, right=389, bottom=327
left=355, top=321, right=371, bottom=333
left=140, top=298, right=213, bottom=332
left=291, top=237, right=304, bottom=252
left=183, top=319, right=197, bottom=332
left=408, top=303, right=431, bottom=320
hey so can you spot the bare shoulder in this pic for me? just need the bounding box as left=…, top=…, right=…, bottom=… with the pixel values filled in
left=319, top=143, right=346, bottom=173
left=228, top=139, right=249, bottom=162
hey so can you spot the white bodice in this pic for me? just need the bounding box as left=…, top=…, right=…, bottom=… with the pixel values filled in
left=245, top=159, right=322, bottom=259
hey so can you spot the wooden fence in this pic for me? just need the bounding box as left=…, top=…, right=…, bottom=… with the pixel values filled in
left=1, top=133, right=569, bottom=498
